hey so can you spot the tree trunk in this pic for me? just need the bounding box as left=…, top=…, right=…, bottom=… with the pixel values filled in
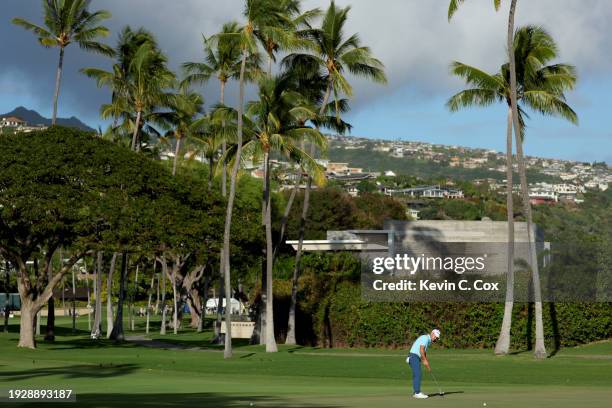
left=91, top=251, right=103, bottom=339
left=131, top=109, right=142, bottom=152
left=186, top=287, right=202, bottom=328
left=213, top=276, right=225, bottom=343
left=129, top=264, right=139, bottom=332
left=85, top=264, right=91, bottom=332
left=18, top=299, right=37, bottom=349
left=71, top=267, right=76, bottom=334
left=264, top=152, right=278, bottom=352
left=106, top=253, right=118, bottom=338
left=172, top=264, right=178, bottom=335
left=3, top=261, right=10, bottom=334
left=35, top=311, right=41, bottom=336
left=155, top=266, right=160, bottom=315
left=146, top=262, right=155, bottom=335
left=51, top=47, right=65, bottom=125
left=287, top=82, right=332, bottom=345
left=110, top=253, right=128, bottom=342
left=198, top=274, right=210, bottom=333
left=172, top=137, right=182, bottom=176
left=44, top=253, right=55, bottom=341
left=221, top=49, right=248, bottom=359
left=160, top=257, right=168, bottom=335
left=495, top=107, right=515, bottom=355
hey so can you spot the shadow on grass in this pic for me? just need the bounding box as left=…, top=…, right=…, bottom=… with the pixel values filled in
left=144, top=337, right=253, bottom=350
left=14, top=392, right=339, bottom=408
left=427, top=391, right=464, bottom=398
left=0, top=363, right=139, bottom=382
left=45, top=337, right=141, bottom=350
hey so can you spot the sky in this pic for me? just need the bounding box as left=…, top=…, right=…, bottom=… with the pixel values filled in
left=1, top=0, right=611, bottom=163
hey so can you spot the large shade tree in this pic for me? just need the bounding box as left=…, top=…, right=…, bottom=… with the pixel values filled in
left=0, top=127, right=223, bottom=348
left=12, top=0, right=113, bottom=125
left=447, top=25, right=578, bottom=356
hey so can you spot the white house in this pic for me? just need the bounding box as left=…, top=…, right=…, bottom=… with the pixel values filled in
left=0, top=116, right=27, bottom=128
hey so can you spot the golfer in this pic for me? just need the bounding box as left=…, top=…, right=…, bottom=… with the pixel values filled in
left=407, top=329, right=440, bottom=399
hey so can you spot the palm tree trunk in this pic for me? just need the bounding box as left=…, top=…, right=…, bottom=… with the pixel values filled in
left=273, top=174, right=302, bottom=260
left=106, top=253, right=118, bottom=338
left=131, top=109, right=142, bottom=152
left=110, top=253, right=128, bottom=341
left=495, top=107, right=515, bottom=355
left=172, top=137, right=182, bottom=176
left=263, top=152, right=278, bottom=352
left=267, top=52, right=273, bottom=76
left=220, top=80, right=227, bottom=197
left=221, top=49, right=248, bottom=359
left=515, top=123, right=547, bottom=358
left=287, top=81, right=332, bottom=345
left=51, top=47, right=65, bottom=126
left=506, top=0, right=547, bottom=359
left=208, top=157, right=214, bottom=190
left=215, top=79, right=227, bottom=343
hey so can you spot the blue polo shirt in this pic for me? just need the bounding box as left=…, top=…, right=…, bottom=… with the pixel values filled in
left=409, top=334, right=431, bottom=358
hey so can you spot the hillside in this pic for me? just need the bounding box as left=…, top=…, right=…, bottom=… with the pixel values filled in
left=0, top=106, right=94, bottom=132
left=328, top=142, right=559, bottom=183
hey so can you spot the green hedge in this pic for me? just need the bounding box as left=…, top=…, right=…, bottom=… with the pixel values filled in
left=317, top=282, right=612, bottom=350
left=282, top=281, right=612, bottom=350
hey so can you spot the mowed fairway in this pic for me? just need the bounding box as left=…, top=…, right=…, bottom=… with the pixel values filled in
left=0, top=317, right=611, bottom=407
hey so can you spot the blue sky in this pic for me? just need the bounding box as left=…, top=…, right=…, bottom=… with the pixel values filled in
left=1, top=0, right=611, bottom=163
left=345, top=76, right=611, bottom=163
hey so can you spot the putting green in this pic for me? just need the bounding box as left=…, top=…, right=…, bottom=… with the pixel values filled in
left=1, top=317, right=610, bottom=407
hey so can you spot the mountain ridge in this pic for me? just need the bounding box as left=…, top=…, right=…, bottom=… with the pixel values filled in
left=0, top=106, right=95, bottom=132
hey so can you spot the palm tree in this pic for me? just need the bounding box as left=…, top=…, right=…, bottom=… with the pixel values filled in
left=183, top=23, right=260, bottom=344
left=280, top=0, right=386, bottom=345
left=448, top=0, right=525, bottom=358
left=252, top=0, right=319, bottom=75
left=12, top=0, right=112, bottom=125
left=447, top=25, right=577, bottom=357
left=82, top=27, right=175, bottom=152
left=183, top=21, right=249, bottom=196
left=154, top=88, right=205, bottom=176
left=242, top=74, right=326, bottom=352
left=510, top=26, right=577, bottom=358
left=214, top=0, right=308, bottom=359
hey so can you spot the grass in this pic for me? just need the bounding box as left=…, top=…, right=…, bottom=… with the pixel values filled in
left=0, top=315, right=611, bottom=407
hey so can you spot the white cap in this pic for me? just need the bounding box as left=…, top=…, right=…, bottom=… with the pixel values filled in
left=432, top=329, right=441, bottom=339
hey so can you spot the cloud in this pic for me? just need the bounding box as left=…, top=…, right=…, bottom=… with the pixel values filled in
left=2, top=0, right=612, bottom=123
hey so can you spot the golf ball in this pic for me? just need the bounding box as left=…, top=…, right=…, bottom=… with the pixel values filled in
left=483, top=403, right=487, bottom=406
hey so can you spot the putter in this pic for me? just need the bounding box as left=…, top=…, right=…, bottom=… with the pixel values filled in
left=429, top=370, right=444, bottom=396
